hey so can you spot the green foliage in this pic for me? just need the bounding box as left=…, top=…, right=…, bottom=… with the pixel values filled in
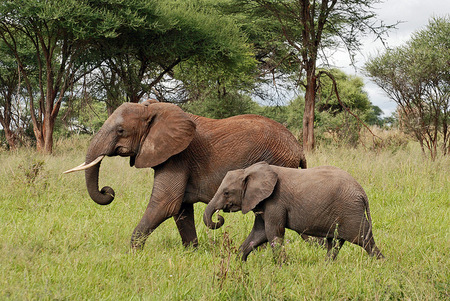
left=55, top=97, right=109, bottom=137
left=257, top=105, right=290, bottom=126
left=218, top=0, right=296, bottom=78
left=252, top=69, right=383, bottom=146
left=274, top=96, right=367, bottom=147
left=157, top=0, right=252, bottom=68
left=92, top=0, right=256, bottom=104
left=0, top=0, right=124, bottom=153
left=311, top=70, right=384, bottom=146
left=227, top=0, right=396, bottom=151
left=0, top=0, right=256, bottom=152
left=173, top=48, right=257, bottom=106
left=230, top=0, right=395, bottom=67
left=366, top=105, right=385, bottom=127
left=0, top=140, right=448, bottom=299
left=0, top=0, right=398, bottom=154
left=183, top=92, right=259, bottom=119
left=317, top=69, right=371, bottom=113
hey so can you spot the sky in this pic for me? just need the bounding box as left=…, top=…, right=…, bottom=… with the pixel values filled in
left=330, top=0, right=450, bottom=117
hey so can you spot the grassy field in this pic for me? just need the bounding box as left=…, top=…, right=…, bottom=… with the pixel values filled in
left=1, top=136, right=449, bottom=300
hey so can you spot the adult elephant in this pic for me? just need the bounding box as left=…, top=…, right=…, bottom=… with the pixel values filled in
left=65, top=99, right=306, bottom=250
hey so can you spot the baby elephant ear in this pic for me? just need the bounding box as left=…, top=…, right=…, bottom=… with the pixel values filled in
left=135, top=102, right=196, bottom=168
left=242, top=162, right=278, bottom=214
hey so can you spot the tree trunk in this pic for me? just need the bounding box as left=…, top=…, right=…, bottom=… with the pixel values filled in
left=4, top=128, right=17, bottom=150
left=34, top=126, right=45, bottom=153
left=0, top=114, right=18, bottom=150
left=302, top=70, right=317, bottom=152
left=43, top=115, right=54, bottom=154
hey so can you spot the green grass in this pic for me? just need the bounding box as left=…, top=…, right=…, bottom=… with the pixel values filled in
left=1, top=137, right=449, bottom=300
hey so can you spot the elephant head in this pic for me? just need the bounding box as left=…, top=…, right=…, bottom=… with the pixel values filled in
left=64, top=100, right=196, bottom=205
left=203, top=162, right=278, bottom=229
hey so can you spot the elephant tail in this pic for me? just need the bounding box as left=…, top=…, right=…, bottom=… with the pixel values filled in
left=300, top=157, right=307, bottom=169
left=362, top=193, right=373, bottom=242
left=299, top=152, right=307, bottom=169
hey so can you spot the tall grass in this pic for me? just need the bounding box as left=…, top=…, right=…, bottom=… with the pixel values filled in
left=1, top=137, right=448, bottom=300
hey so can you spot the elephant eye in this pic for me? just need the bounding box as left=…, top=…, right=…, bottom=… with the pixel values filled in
left=117, top=127, right=125, bottom=135
left=223, top=191, right=229, bottom=197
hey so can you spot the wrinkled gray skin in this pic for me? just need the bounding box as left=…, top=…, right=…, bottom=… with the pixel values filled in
left=204, top=162, right=384, bottom=261
left=69, top=100, right=306, bottom=250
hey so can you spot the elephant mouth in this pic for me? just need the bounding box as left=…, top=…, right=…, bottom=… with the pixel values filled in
left=111, top=146, right=136, bottom=167
left=222, top=203, right=241, bottom=213
left=116, top=149, right=136, bottom=167
left=115, top=146, right=135, bottom=157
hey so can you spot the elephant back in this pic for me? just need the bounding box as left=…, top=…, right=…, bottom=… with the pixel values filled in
left=189, top=114, right=306, bottom=171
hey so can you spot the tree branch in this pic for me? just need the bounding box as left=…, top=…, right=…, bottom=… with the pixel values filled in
left=318, top=70, right=382, bottom=142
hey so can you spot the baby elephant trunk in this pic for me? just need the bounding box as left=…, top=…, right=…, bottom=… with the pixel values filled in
left=203, top=204, right=225, bottom=229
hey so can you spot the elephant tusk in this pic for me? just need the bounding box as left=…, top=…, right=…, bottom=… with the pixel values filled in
left=63, top=155, right=105, bottom=174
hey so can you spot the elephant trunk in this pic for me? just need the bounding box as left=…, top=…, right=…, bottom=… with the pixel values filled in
left=203, top=203, right=225, bottom=229
left=84, top=133, right=115, bottom=205
left=84, top=160, right=115, bottom=205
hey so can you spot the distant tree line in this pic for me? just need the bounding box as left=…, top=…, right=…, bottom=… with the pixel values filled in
left=183, top=68, right=386, bottom=147
left=2, top=1, right=446, bottom=157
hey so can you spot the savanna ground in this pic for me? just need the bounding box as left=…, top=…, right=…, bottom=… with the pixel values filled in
left=0, top=133, right=449, bottom=300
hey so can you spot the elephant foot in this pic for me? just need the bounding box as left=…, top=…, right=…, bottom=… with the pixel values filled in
left=130, top=241, right=145, bottom=252
left=174, top=203, right=199, bottom=249
left=130, top=230, right=150, bottom=251
left=182, top=238, right=199, bottom=249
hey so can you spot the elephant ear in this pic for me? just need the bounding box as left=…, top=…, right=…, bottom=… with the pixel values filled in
left=242, top=162, right=278, bottom=214
left=135, top=102, right=196, bottom=168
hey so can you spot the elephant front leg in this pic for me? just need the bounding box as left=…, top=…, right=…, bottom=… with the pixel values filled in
left=239, top=214, right=268, bottom=261
left=264, top=213, right=288, bottom=264
left=174, top=202, right=198, bottom=248
left=130, top=168, right=188, bottom=250
left=131, top=200, right=180, bottom=250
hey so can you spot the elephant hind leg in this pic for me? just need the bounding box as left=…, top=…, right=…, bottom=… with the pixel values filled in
left=326, top=237, right=345, bottom=260
left=347, top=224, right=384, bottom=259
left=174, top=203, right=198, bottom=248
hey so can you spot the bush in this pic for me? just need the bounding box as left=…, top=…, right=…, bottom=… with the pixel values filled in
left=183, top=92, right=259, bottom=119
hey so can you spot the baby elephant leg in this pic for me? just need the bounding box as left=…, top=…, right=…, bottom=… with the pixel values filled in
left=326, top=238, right=345, bottom=260
left=240, top=214, right=268, bottom=261
left=264, top=219, right=287, bottom=264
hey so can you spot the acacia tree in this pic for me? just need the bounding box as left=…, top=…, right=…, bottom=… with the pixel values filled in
left=0, top=0, right=116, bottom=153
left=93, top=0, right=254, bottom=112
left=365, top=17, right=450, bottom=159
left=232, top=0, right=394, bottom=151
left=0, top=0, right=251, bottom=152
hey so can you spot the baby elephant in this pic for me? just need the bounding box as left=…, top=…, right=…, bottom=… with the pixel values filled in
left=203, top=162, right=384, bottom=261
